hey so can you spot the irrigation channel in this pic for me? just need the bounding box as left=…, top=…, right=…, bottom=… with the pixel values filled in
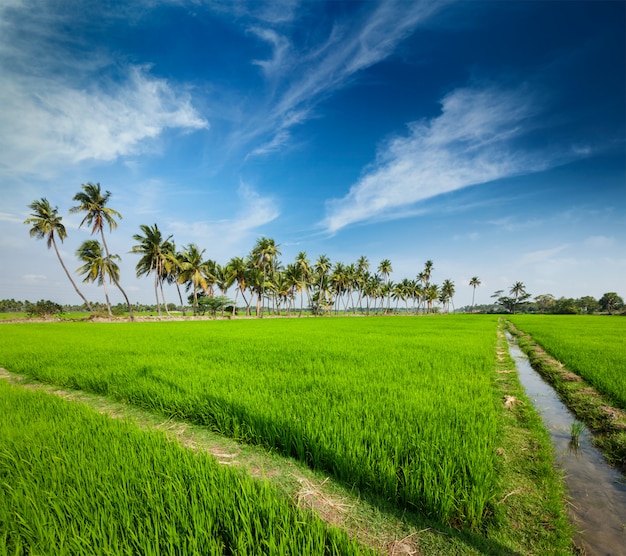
left=505, top=333, right=626, bottom=555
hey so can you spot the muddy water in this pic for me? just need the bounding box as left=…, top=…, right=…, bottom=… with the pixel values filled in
left=506, top=334, right=626, bottom=555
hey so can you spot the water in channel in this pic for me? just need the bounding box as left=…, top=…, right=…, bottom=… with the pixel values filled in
left=505, top=334, right=626, bottom=556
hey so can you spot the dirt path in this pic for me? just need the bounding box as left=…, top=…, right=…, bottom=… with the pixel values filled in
left=0, top=367, right=422, bottom=555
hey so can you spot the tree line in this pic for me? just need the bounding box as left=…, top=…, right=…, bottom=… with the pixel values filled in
left=23, top=183, right=623, bottom=319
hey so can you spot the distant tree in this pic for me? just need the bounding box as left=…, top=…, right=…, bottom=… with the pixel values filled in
left=25, top=299, right=63, bottom=318
left=575, top=296, right=600, bottom=314
left=378, top=259, right=393, bottom=313
left=599, top=292, right=624, bottom=315
left=441, top=279, right=455, bottom=313
left=70, top=183, right=133, bottom=320
left=534, top=294, right=556, bottom=314
left=509, top=282, right=531, bottom=314
left=469, top=276, right=481, bottom=311
left=24, top=198, right=93, bottom=311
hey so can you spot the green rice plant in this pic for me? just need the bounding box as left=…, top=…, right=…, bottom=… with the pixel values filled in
left=0, top=316, right=501, bottom=527
left=0, top=380, right=370, bottom=555
left=510, top=315, right=626, bottom=409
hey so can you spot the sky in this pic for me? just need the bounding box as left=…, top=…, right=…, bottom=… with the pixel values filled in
left=1, top=0, right=624, bottom=309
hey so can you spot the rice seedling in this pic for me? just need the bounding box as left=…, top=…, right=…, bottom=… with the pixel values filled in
left=0, top=316, right=501, bottom=527
left=0, top=379, right=370, bottom=555
left=509, top=315, right=626, bottom=409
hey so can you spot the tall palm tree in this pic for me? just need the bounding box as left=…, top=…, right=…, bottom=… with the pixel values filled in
left=131, top=223, right=174, bottom=316
left=294, top=251, right=311, bottom=317
left=314, top=254, right=331, bottom=316
left=24, top=198, right=93, bottom=311
left=469, top=276, right=481, bottom=312
left=178, top=243, right=209, bottom=315
left=354, top=256, right=370, bottom=314
left=75, top=240, right=120, bottom=317
left=70, top=183, right=133, bottom=320
left=425, top=283, right=439, bottom=313
left=251, top=237, right=281, bottom=317
left=378, top=259, right=393, bottom=313
left=164, top=246, right=187, bottom=315
left=227, top=256, right=248, bottom=317
left=510, top=281, right=528, bottom=314
left=441, top=279, right=455, bottom=314
left=422, top=260, right=434, bottom=287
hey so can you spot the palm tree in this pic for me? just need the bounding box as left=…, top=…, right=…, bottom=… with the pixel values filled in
left=131, top=223, right=174, bottom=316
left=178, top=243, right=209, bottom=315
left=70, top=183, right=133, bottom=320
left=165, top=246, right=187, bottom=315
left=378, top=259, right=393, bottom=313
left=469, top=276, right=481, bottom=312
left=227, top=256, right=248, bottom=317
left=510, top=281, right=528, bottom=314
left=294, top=251, right=311, bottom=317
left=24, top=198, right=93, bottom=311
left=354, top=256, right=370, bottom=313
left=422, top=260, right=434, bottom=286
left=441, top=279, right=455, bottom=313
left=251, top=237, right=281, bottom=317
left=425, top=284, right=439, bottom=313
left=76, top=240, right=120, bottom=317
left=313, top=255, right=332, bottom=316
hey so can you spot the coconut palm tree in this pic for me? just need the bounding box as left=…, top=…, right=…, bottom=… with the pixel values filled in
left=510, top=281, right=529, bottom=314
left=422, top=260, right=434, bottom=286
left=227, top=256, right=248, bottom=317
left=294, top=251, right=311, bottom=317
left=313, top=255, right=332, bottom=315
left=441, top=279, right=455, bottom=313
left=251, top=237, right=281, bottom=317
left=354, top=256, right=370, bottom=313
left=70, top=183, right=133, bottom=320
left=75, top=240, right=121, bottom=317
left=24, top=198, right=93, bottom=312
left=131, top=223, right=174, bottom=316
left=178, top=243, right=209, bottom=315
left=378, top=259, right=393, bottom=313
left=469, top=276, right=481, bottom=312
left=425, top=283, right=439, bottom=313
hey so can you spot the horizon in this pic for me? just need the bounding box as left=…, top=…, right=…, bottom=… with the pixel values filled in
left=1, top=0, right=624, bottom=308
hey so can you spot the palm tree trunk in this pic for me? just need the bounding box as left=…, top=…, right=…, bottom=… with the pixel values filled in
left=99, top=230, right=134, bottom=321
left=175, top=282, right=186, bottom=316
left=52, top=238, right=93, bottom=311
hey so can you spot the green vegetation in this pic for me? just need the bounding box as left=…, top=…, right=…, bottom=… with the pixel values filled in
left=0, top=316, right=578, bottom=553
left=509, top=315, right=626, bottom=409
left=0, top=379, right=368, bottom=555
left=0, top=317, right=500, bottom=527
left=507, top=317, right=626, bottom=471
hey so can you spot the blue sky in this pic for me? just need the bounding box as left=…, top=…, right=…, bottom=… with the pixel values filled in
left=1, top=0, right=624, bottom=308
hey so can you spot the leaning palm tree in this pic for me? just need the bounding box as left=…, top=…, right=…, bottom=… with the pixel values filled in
left=24, top=198, right=93, bottom=311
left=469, top=276, right=481, bottom=312
left=76, top=240, right=121, bottom=317
left=131, top=223, right=174, bottom=316
left=70, top=183, right=133, bottom=320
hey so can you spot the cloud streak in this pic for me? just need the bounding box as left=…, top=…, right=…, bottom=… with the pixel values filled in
left=321, top=84, right=579, bottom=233
left=241, top=0, right=447, bottom=158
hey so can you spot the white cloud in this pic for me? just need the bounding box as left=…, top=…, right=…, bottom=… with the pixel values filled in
left=519, top=244, right=570, bottom=265
left=584, top=235, right=615, bottom=249
left=168, top=182, right=279, bottom=260
left=321, top=84, right=567, bottom=233
left=242, top=0, right=446, bottom=158
left=0, top=66, right=208, bottom=178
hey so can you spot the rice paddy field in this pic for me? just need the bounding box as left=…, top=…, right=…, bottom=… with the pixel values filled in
left=509, top=315, right=626, bottom=410
left=0, top=315, right=578, bottom=553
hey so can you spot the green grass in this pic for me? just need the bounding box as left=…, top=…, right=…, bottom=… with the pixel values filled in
left=0, top=316, right=501, bottom=527
left=0, top=379, right=369, bottom=555
left=509, top=315, right=626, bottom=409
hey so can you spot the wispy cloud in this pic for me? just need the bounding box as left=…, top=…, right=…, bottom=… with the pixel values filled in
left=0, top=2, right=208, bottom=179
left=583, top=235, right=616, bottom=249
left=519, top=244, right=570, bottom=265
left=0, top=66, right=207, bottom=178
left=321, top=84, right=578, bottom=233
left=241, top=0, right=447, bottom=158
left=168, top=182, right=279, bottom=260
